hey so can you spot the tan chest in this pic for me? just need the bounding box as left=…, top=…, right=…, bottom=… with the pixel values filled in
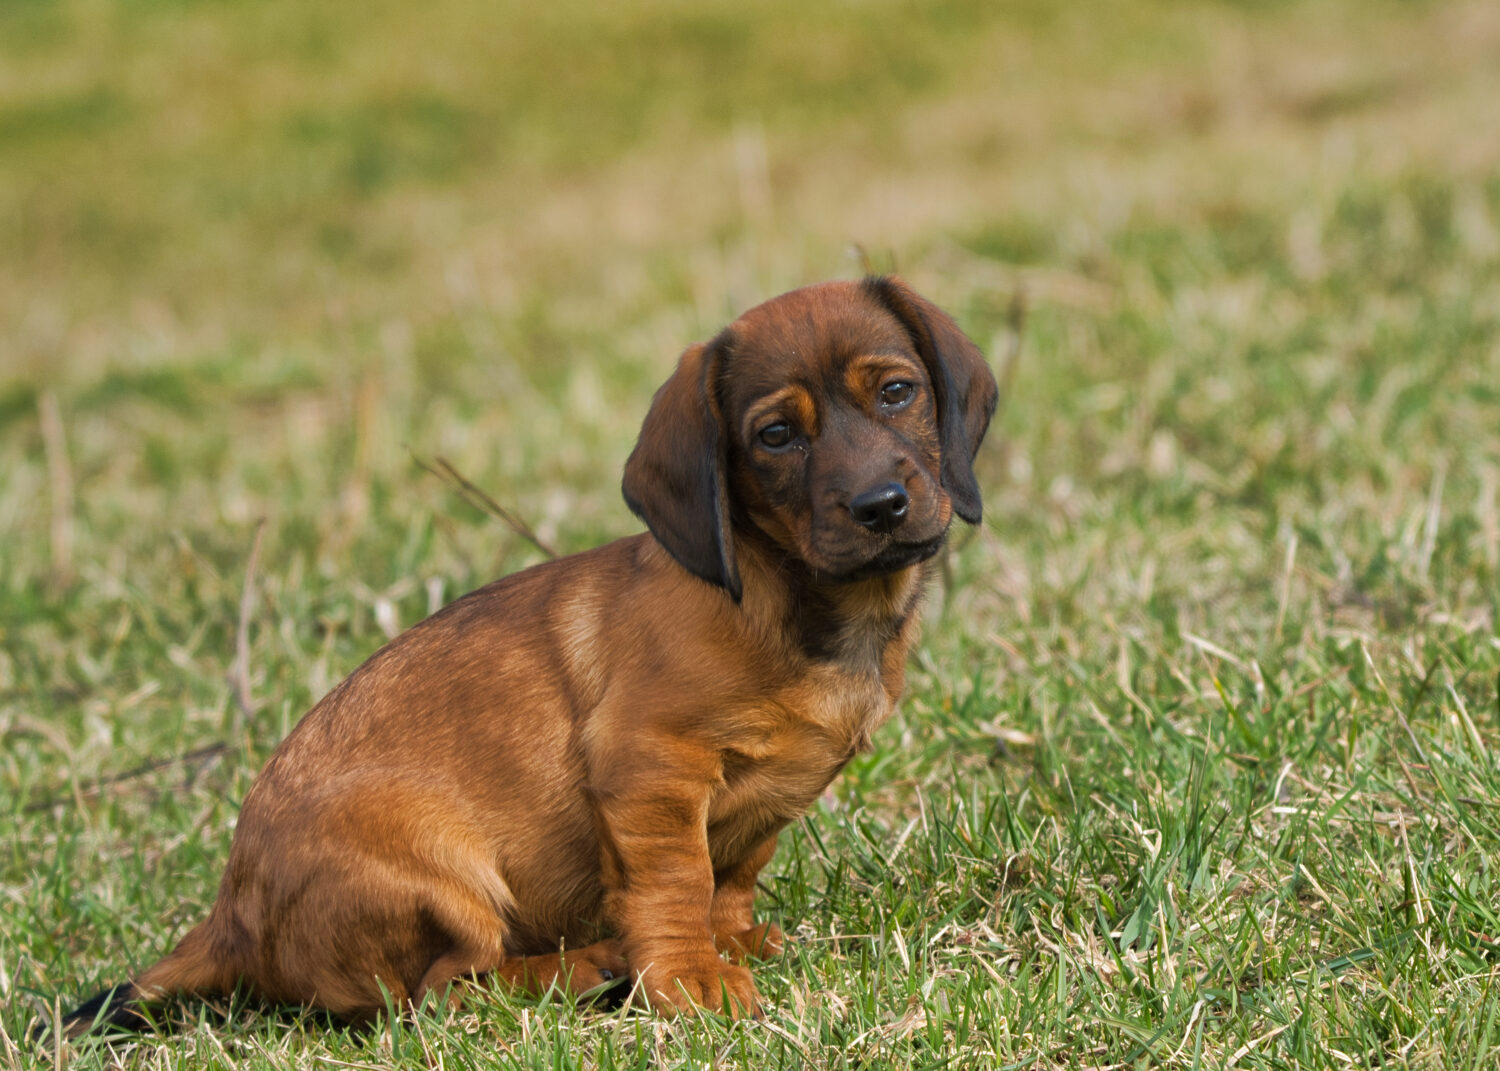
left=705, top=665, right=895, bottom=865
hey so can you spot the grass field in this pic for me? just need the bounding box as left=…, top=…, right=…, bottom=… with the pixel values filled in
left=4, top=0, right=1500, bottom=1066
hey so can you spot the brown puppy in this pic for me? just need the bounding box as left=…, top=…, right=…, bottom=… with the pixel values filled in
left=51, top=276, right=997, bottom=1035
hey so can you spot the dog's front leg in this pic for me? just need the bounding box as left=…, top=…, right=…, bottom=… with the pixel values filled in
left=598, top=774, right=759, bottom=1017
left=712, top=833, right=786, bottom=964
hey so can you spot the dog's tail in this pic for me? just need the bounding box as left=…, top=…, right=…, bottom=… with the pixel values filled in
left=43, top=918, right=240, bottom=1041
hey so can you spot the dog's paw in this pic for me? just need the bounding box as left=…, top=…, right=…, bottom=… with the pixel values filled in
left=636, top=958, right=759, bottom=1018
left=563, top=938, right=631, bottom=996
left=716, top=922, right=786, bottom=964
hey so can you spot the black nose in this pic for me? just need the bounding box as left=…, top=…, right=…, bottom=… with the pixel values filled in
left=849, top=483, right=910, bottom=534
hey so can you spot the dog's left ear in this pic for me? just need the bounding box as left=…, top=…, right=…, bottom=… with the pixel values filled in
left=864, top=275, right=999, bottom=524
left=622, top=335, right=742, bottom=601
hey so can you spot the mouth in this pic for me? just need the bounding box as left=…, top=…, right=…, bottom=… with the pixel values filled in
left=839, top=531, right=948, bottom=580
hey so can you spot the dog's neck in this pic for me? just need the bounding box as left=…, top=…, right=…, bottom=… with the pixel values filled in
left=733, top=533, right=928, bottom=672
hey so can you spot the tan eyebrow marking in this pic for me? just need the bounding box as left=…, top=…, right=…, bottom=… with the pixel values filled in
left=842, top=353, right=926, bottom=405
left=743, top=385, right=820, bottom=441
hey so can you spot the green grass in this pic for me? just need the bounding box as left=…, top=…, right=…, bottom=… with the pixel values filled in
left=4, top=0, right=1500, bottom=1067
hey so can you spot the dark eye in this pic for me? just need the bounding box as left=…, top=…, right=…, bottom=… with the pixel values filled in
left=758, top=422, right=795, bottom=449
left=879, top=381, right=916, bottom=409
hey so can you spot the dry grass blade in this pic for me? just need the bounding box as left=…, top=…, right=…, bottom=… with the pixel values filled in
left=231, top=518, right=267, bottom=733
left=22, top=744, right=230, bottom=814
left=37, top=391, right=74, bottom=592
left=412, top=452, right=559, bottom=560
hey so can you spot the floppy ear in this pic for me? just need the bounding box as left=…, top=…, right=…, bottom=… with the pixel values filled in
left=622, top=335, right=742, bottom=601
left=863, top=275, right=999, bottom=524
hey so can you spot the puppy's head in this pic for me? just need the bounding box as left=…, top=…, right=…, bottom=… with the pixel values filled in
left=624, top=276, right=998, bottom=600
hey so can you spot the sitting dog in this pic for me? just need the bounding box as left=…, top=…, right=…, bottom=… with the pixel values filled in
left=51, top=275, right=997, bottom=1034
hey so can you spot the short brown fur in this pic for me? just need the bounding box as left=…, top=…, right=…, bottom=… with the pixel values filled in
left=49, top=276, right=997, bottom=1033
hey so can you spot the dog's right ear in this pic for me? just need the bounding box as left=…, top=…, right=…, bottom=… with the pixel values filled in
left=622, top=335, right=742, bottom=601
